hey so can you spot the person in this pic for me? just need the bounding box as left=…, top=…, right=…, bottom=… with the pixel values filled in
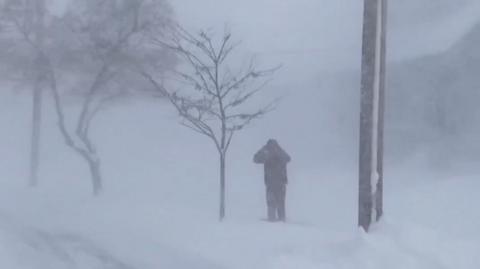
left=254, top=139, right=291, bottom=222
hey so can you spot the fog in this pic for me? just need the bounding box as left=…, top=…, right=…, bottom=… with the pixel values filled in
left=174, top=0, right=480, bottom=172
left=0, top=1, right=480, bottom=268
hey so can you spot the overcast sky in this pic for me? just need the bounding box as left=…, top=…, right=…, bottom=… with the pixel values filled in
left=174, top=0, right=480, bottom=67
left=50, top=0, right=480, bottom=72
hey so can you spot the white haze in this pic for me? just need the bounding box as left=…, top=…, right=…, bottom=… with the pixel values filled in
left=0, top=1, right=480, bottom=268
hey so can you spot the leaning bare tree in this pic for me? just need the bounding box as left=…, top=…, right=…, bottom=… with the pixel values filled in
left=141, top=27, right=278, bottom=220
left=47, top=0, right=173, bottom=195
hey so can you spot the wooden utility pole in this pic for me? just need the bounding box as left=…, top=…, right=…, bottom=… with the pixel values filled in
left=358, top=0, right=387, bottom=232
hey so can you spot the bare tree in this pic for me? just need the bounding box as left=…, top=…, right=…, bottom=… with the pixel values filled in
left=141, top=27, right=278, bottom=220
left=46, top=0, right=173, bottom=195
left=0, top=0, right=47, bottom=186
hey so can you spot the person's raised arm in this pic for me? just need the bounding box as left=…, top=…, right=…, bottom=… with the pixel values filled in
left=254, top=146, right=268, bottom=163
left=278, top=147, right=291, bottom=163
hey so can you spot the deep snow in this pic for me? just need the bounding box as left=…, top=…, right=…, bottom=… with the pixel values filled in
left=0, top=93, right=479, bottom=269
left=2, top=1, right=480, bottom=267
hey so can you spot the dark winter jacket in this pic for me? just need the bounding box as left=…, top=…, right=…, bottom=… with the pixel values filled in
left=254, top=140, right=291, bottom=186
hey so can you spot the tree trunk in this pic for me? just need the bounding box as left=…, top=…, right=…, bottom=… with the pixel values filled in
left=28, top=0, right=45, bottom=187
left=219, top=153, right=226, bottom=221
left=358, top=0, right=387, bottom=232
left=29, top=82, right=42, bottom=187
left=87, top=158, right=103, bottom=196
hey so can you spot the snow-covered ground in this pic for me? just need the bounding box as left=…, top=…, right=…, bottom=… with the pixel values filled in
left=0, top=92, right=479, bottom=269
left=1, top=159, right=479, bottom=269
left=2, top=0, right=480, bottom=267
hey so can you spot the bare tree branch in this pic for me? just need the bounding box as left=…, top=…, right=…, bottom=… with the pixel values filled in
left=143, top=27, right=279, bottom=219
left=48, top=62, right=89, bottom=158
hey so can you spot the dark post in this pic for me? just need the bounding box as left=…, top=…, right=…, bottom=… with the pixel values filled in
left=358, top=0, right=387, bottom=232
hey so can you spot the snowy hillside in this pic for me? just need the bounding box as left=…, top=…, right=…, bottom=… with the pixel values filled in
left=322, top=20, right=480, bottom=164
left=386, top=21, right=480, bottom=161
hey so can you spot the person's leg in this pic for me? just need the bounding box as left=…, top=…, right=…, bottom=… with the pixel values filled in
left=266, top=186, right=276, bottom=221
left=277, top=184, right=286, bottom=222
